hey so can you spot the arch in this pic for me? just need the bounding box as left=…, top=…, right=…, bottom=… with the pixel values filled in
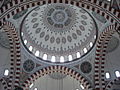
left=94, top=24, right=118, bottom=90
left=0, top=0, right=119, bottom=29
left=22, top=65, right=92, bottom=90
left=0, top=78, right=8, bottom=90
left=2, top=21, right=21, bottom=90
left=0, top=0, right=119, bottom=89
left=105, top=78, right=120, bottom=90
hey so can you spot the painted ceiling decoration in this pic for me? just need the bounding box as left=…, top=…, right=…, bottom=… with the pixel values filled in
left=20, top=3, right=97, bottom=63
left=80, top=61, right=92, bottom=74
left=0, top=0, right=119, bottom=90
left=23, top=59, right=35, bottom=73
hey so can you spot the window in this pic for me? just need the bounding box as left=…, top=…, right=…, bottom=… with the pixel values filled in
left=60, top=56, right=64, bottom=63
left=90, top=42, right=93, bottom=47
left=24, top=40, right=27, bottom=45
left=94, top=35, right=96, bottom=39
left=105, top=72, right=110, bottom=79
left=43, top=54, right=47, bottom=60
left=29, top=46, right=33, bottom=51
left=115, top=71, right=120, bottom=78
left=80, top=84, right=85, bottom=89
left=4, top=69, right=9, bottom=76
left=68, top=55, right=73, bottom=61
left=77, top=52, right=81, bottom=58
left=21, top=32, right=24, bottom=36
left=35, top=50, right=40, bottom=57
left=83, top=48, right=87, bottom=53
left=51, top=56, right=56, bottom=62
left=29, top=83, right=34, bottom=88
left=34, top=88, right=38, bottom=90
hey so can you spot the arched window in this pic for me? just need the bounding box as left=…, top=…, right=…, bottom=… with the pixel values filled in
left=105, top=72, right=110, bottom=79
left=51, top=56, right=56, bottom=62
left=68, top=55, right=73, bottom=61
left=4, top=69, right=9, bottom=76
left=35, top=50, right=40, bottom=57
left=115, top=71, right=120, bottom=78
left=43, top=54, right=47, bottom=60
left=60, top=56, right=64, bottom=63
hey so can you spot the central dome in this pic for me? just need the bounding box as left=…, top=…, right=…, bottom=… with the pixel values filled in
left=21, top=3, right=97, bottom=63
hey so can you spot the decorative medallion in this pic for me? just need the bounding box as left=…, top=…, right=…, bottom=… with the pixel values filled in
left=23, top=60, right=35, bottom=73
left=20, top=3, right=97, bottom=63
left=80, top=61, right=92, bottom=74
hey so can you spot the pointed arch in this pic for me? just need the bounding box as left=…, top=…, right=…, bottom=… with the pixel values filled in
left=94, top=24, right=119, bottom=89
left=105, top=78, right=120, bottom=90
left=2, top=21, right=21, bottom=90
left=22, top=65, right=92, bottom=90
left=0, top=78, right=8, bottom=90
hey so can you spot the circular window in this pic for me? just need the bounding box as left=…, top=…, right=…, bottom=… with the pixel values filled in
left=20, top=3, right=97, bottom=63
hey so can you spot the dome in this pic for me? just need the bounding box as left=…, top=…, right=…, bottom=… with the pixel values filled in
left=20, top=3, right=97, bottom=63
left=0, top=0, right=120, bottom=90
